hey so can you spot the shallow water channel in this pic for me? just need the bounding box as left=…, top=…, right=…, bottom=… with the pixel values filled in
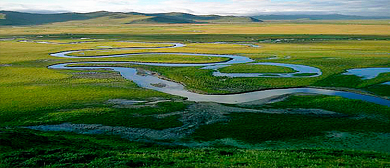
left=343, top=68, right=390, bottom=80
left=48, top=42, right=390, bottom=106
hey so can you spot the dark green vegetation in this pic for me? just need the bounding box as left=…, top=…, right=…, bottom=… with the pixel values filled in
left=2, top=128, right=390, bottom=167
left=193, top=95, right=390, bottom=144
left=0, top=11, right=262, bottom=26
left=366, top=84, right=390, bottom=97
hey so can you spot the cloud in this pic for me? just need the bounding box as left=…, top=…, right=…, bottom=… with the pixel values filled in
left=0, top=0, right=389, bottom=16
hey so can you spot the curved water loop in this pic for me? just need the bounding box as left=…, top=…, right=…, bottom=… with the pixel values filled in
left=213, top=63, right=322, bottom=78
left=49, top=41, right=321, bottom=77
left=46, top=41, right=390, bottom=106
left=343, top=68, right=390, bottom=80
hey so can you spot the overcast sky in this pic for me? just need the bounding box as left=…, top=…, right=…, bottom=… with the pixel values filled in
left=0, top=0, right=389, bottom=16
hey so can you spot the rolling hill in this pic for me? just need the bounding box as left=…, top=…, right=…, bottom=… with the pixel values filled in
left=0, top=11, right=262, bottom=26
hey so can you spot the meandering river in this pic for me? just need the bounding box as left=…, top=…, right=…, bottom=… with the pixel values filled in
left=47, top=41, right=390, bottom=106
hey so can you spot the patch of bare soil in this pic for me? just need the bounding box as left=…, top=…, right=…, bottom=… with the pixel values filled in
left=151, top=83, right=167, bottom=88
left=106, top=98, right=172, bottom=108
left=237, top=93, right=319, bottom=107
left=136, top=69, right=150, bottom=76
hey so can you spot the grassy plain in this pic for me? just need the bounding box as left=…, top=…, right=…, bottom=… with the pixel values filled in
left=1, top=20, right=390, bottom=167
left=2, top=22, right=390, bottom=35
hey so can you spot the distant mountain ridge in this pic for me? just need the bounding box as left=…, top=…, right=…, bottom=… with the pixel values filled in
left=2, top=11, right=387, bottom=26
left=253, top=14, right=390, bottom=20
left=0, top=11, right=262, bottom=26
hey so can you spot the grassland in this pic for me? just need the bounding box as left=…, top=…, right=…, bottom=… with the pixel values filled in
left=2, top=22, right=390, bottom=35
left=1, top=20, right=390, bottom=167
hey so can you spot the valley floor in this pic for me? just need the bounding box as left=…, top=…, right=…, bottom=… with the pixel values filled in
left=1, top=22, right=390, bottom=167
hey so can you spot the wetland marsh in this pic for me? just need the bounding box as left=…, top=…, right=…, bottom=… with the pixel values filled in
left=1, top=22, right=390, bottom=167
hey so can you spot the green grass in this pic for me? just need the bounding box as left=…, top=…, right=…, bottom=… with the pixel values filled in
left=0, top=67, right=176, bottom=127
left=1, top=128, right=389, bottom=167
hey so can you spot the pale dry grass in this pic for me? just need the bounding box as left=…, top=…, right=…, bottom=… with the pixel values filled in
left=2, top=23, right=390, bottom=35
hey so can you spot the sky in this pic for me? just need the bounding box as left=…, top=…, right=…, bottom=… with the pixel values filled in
left=0, top=0, right=389, bottom=16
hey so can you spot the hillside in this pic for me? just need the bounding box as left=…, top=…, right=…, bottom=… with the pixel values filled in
left=0, top=11, right=262, bottom=26
left=0, top=11, right=109, bottom=25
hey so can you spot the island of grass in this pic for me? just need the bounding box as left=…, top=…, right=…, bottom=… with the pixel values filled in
left=219, top=63, right=297, bottom=73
